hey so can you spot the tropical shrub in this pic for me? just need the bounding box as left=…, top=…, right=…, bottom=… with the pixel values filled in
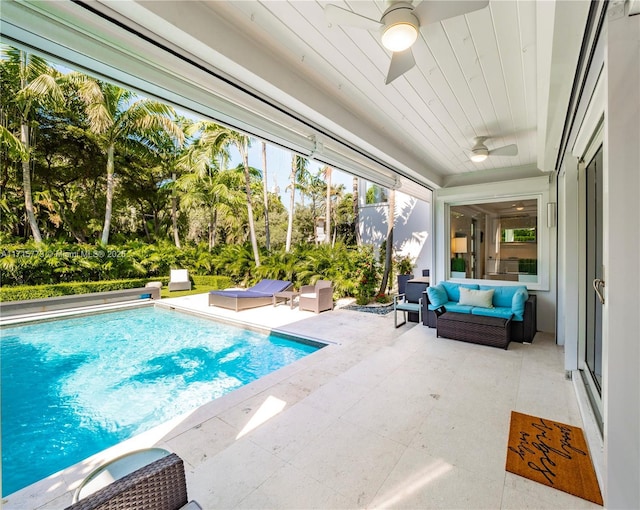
left=0, top=240, right=381, bottom=302
left=351, top=245, right=381, bottom=304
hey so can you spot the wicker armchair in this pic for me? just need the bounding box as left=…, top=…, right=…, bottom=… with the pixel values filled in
left=65, top=452, right=200, bottom=510
left=299, top=280, right=334, bottom=313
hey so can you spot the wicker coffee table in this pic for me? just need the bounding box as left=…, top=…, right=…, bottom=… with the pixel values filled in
left=437, top=312, right=511, bottom=349
left=273, top=290, right=300, bottom=309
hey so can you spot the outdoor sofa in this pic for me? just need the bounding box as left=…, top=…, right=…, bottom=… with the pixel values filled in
left=208, top=279, right=292, bottom=311
left=424, top=281, right=537, bottom=344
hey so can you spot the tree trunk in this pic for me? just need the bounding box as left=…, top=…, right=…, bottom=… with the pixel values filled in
left=285, top=156, right=296, bottom=252
left=171, top=172, right=181, bottom=248
left=21, top=122, right=42, bottom=243
left=261, top=142, right=270, bottom=251
left=240, top=143, right=260, bottom=266
left=100, top=143, right=115, bottom=245
left=325, top=166, right=332, bottom=244
left=353, top=176, right=360, bottom=246
left=378, top=189, right=395, bottom=295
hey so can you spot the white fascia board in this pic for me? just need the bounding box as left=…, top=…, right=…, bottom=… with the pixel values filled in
left=536, top=0, right=592, bottom=173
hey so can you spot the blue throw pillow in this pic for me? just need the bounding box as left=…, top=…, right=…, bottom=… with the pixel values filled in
left=480, top=285, right=528, bottom=308
left=511, top=288, right=528, bottom=321
left=426, top=285, right=448, bottom=308
left=441, top=281, right=480, bottom=302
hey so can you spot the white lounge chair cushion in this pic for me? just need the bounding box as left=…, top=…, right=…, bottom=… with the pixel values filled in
left=170, top=269, right=189, bottom=282
left=300, top=293, right=317, bottom=299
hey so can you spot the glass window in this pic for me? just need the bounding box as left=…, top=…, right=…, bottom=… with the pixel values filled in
left=363, top=182, right=388, bottom=204
left=449, top=199, right=538, bottom=283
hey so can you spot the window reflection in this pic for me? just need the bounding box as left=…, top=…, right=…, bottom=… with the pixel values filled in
left=363, top=182, right=388, bottom=204
left=450, top=199, right=538, bottom=282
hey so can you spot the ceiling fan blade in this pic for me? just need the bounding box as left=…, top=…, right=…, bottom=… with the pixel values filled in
left=385, top=49, right=416, bottom=84
left=489, top=144, right=519, bottom=157
left=413, top=0, right=489, bottom=26
left=325, top=4, right=382, bottom=30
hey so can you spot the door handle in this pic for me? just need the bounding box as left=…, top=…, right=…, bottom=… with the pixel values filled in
left=593, top=278, right=605, bottom=305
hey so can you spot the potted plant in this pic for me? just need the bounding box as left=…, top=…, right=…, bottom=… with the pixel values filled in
left=451, top=257, right=466, bottom=278
left=395, top=255, right=415, bottom=294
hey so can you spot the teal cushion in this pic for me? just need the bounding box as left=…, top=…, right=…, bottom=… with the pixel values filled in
left=479, top=285, right=528, bottom=308
left=441, top=281, right=480, bottom=302
left=471, top=307, right=514, bottom=319
left=511, top=289, right=528, bottom=321
left=427, top=300, right=456, bottom=311
left=396, top=302, right=421, bottom=312
left=426, top=285, right=448, bottom=308
left=441, top=303, right=474, bottom=314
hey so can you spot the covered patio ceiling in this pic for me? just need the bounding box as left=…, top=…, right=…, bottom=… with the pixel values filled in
left=1, top=0, right=592, bottom=195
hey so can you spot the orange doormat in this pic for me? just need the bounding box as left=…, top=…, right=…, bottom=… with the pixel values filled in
left=505, top=411, right=603, bottom=505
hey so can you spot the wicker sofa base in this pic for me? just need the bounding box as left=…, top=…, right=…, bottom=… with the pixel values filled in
left=424, top=294, right=537, bottom=343
left=437, top=312, right=511, bottom=349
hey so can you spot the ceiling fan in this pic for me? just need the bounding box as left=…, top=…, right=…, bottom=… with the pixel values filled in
left=469, top=136, right=518, bottom=163
left=325, top=0, right=489, bottom=84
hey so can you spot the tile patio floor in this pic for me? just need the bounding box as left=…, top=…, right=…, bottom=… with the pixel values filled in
left=4, top=293, right=602, bottom=509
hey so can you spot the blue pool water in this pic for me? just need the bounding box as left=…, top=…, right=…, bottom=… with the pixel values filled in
left=1, top=306, right=320, bottom=496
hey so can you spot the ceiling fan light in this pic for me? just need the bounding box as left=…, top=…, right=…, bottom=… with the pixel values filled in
left=470, top=148, right=488, bottom=162
left=381, top=20, right=418, bottom=52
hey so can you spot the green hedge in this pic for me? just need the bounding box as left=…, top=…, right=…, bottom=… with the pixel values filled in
left=0, top=279, right=158, bottom=302
left=191, top=275, right=232, bottom=288
left=0, top=275, right=234, bottom=302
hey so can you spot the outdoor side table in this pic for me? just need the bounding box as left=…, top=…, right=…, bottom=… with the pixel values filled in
left=273, top=290, right=300, bottom=309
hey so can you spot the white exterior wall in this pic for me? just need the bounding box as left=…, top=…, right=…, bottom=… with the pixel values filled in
left=359, top=189, right=432, bottom=276
left=603, top=10, right=640, bottom=508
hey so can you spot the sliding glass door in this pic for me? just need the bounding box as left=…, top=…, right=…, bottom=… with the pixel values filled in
left=582, top=143, right=604, bottom=429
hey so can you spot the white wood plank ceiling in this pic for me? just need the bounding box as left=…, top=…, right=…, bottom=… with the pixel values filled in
left=196, top=0, right=547, bottom=187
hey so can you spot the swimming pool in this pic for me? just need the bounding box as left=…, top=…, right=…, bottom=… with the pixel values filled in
left=1, top=306, right=321, bottom=496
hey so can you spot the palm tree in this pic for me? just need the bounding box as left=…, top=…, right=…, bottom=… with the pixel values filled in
left=68, top=75, right=184, bottom=244
left=176, top=121, right=242, bottom=250
left=353, top=176, right=360, bottom=245
left=322, top=166, right=333, bottom=244
left=286, top=154, right=309, bottom=252
left=184, top=122, right=260, bottom=265
left=238, top=138, right=261, bottom=266
left=378, top=188, right=395, bottom=295
left=1, top=47, right=65, bottom=243
left=261, top=141, right=271, bottom=251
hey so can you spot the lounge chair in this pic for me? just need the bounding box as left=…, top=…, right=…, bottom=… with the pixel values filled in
left=65, top=452, right=201, bottom=510
left=208, top=279, right=292, bottom=311
left=298, top=280, right=334, bottom=313
left=168, top=269, right=192, bottom=292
